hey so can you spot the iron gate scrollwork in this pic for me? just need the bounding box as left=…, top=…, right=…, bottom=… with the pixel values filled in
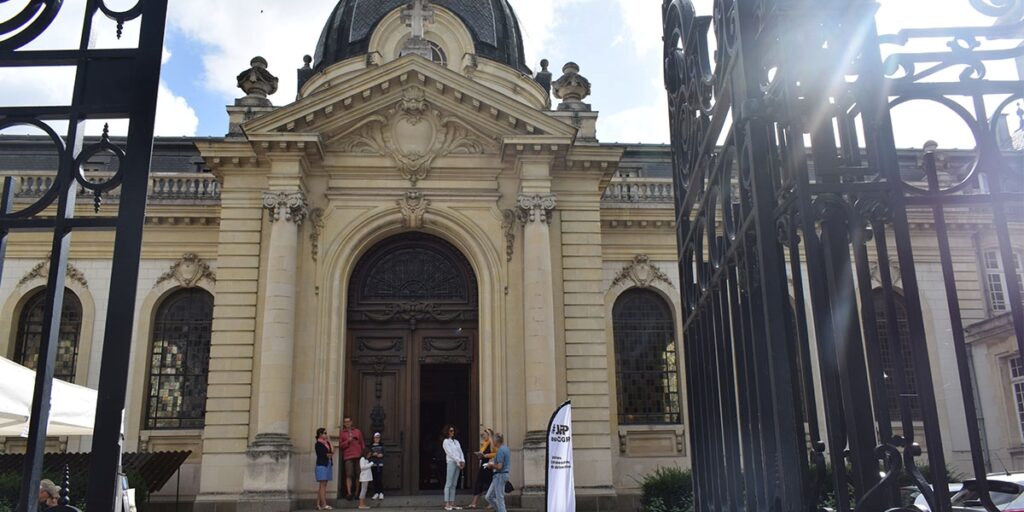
left=0, top=1, right=169, bottom=511
left=663, top=0, right=1024, bottom=511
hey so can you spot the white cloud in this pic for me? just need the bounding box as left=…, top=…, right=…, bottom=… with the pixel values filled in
left=165, top=0, right=338, bottom=102
left=154, top=83, right=199, bottom=137
left=599, top=79, right=670, bottom=144
left=0, top=3, right=196, bottom=137
left=613, top=0, right=663, bottom=58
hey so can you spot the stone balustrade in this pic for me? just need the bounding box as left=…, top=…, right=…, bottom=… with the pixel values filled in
left=602, top=177, right=674, bottom=205
left=8, top=171, right=221, bottom=204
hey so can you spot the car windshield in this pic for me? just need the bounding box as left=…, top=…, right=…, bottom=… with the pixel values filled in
left=952, top=479, right=1024, bottom=507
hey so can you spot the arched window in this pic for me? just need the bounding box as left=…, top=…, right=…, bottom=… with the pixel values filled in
left=427, top=40, right=447, bottom=66
left=872, top=289, right=922, bottom=421
left=14, top=289, right=83, bottom=382
left=613, top=289, right=681, bottom=425
left=145, top=288, right=214, bottom=430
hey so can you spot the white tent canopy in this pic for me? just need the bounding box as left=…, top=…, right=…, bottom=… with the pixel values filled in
left=0, top=356, right=97, bottom=436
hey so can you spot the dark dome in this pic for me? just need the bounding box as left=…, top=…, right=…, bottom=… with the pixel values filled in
left=314, top=0, right=531, bottom=74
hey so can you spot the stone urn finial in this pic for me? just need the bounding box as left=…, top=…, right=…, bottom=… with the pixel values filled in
left=552, top=61, right=592, bottom=112
left=236, top=56, right=279, bottom=107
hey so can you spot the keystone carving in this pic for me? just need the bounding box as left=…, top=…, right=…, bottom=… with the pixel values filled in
left=611, top=255, right=674, bottom=290
left=398, top=191, right=430, bottom=229
left=18, top=257, right=89, bottom=289
left=517, top=193, right=557, bottom=224
left=155, top=253, right=216, bottom=288
left=263, top=191, right=309, bottom=225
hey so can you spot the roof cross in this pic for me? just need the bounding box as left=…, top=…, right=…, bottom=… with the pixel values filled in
left=402, top=0, right=434, bottom=41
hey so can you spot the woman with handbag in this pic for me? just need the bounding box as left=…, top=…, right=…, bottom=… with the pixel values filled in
left=467, top=428, right=496, bottom=509
left=313, top=427, right=335, bottom=510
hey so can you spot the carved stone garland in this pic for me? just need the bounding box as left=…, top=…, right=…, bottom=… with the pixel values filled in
left=17, top=257, right=89, bottom=289
left=332, top=86, right=497, bottom=184
left=262, top=191, right=309, bottom=225
left=155, top=253, right=216, bottom=288
left=501, top=208, right=528, bottom=262
left=309, top=207, right=325, bottom=262
left=611, top=255, right=674, bottom=290
left=398, top=191, right=430, bottom=229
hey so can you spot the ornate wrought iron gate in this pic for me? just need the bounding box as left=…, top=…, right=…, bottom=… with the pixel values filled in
left=663, top=0, right=1023, bottom=510
left=0, top=1, right=168, bottom=510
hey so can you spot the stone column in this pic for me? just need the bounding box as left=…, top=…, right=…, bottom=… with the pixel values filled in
left=239, top=190, right=307, bottom=512
left=517, top=191, right=559, bottom=497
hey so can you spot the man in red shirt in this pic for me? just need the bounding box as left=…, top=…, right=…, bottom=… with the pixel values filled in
left=339, top=415, right=365, bottom=500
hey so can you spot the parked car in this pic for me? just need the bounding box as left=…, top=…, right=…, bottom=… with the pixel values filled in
left=951, top=473, right=1024, bottom=511
left=909, top=482, right=964, bottom=511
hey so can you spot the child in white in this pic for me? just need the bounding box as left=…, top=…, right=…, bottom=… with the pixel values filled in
left=357, top=450, right=374, bottom=510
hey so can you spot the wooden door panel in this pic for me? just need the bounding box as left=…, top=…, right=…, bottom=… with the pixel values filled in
left=356, top=369, right=404, bottom=490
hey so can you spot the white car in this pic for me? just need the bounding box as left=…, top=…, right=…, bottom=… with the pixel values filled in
left=951, top=473, right=1024, bottom=511
left=911, top=482, right=964, bottom=511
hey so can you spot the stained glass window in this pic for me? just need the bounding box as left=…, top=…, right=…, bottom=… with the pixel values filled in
left=145, top=288, right=214, bottom=430
left=15, top=289, right=82, bottom=382
left=872, top=290, right=922, bottom=422
left=613, top=289, right=681, bottom=425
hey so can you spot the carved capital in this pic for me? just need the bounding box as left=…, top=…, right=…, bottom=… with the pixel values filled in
left=262, top=191, right=309, bottom=225
left=517, top=193, right=557, bottom=224
left=611, top=254, right=674, bottom=290
left=155, top=253, right=216, bottom=288
left=398, top=191, right=430, bottom=229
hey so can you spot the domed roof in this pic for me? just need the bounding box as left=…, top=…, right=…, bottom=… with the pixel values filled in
left=314, top=0, right=531, bottom=74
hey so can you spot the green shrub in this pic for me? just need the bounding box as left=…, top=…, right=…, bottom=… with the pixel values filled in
left=640, top=466, right=694, bottom=512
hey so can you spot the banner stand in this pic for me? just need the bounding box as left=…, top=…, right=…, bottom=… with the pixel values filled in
left=544, top=400, right=575, bottom=512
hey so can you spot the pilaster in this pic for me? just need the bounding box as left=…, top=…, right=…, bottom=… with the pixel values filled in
left=238, top=169, right=307, bottom=511
left=516, top=154, right=560, bottom=496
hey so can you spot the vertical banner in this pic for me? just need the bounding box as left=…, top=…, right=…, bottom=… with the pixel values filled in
left=545, top=400, right=575, bottom=512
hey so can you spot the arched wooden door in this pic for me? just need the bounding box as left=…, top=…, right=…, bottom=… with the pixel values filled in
left=346, top=233, right=479, bottom=495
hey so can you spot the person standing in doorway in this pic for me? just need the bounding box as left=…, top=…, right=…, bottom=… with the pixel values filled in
left=339, top=416, right=365, bottom=500
left=442, top=424, right=465, bottom=511
left=467, top=428, right=495, bottom=509
left=313, top=427, right=335, bottom=510
left=370, top=432, right=385, bottom=500
left=484, top=433, right=510, bottom=512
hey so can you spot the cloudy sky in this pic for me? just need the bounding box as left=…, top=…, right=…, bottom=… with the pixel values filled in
left=1, top=0, right=1019, bottom=148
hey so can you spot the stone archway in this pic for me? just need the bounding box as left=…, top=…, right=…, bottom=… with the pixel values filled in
left=344, top=232, right=479, bottom=495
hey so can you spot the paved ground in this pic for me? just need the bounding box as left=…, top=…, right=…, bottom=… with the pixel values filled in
left=295, top=494, right=531, bottom=511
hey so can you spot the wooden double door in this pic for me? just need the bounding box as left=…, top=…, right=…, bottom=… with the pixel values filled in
left=344, top=233, right=480, bottom=495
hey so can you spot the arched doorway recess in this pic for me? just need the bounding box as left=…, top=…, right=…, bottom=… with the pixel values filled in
left=345, top=232, right=479, bottom=495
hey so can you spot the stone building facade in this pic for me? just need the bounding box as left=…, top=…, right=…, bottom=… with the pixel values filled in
left=0, top=1, right=1022, bottom=511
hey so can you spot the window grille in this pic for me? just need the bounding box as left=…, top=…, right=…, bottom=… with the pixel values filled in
left=612, top=289, right=681, bottom=425
left=145, top=288, right=213, bottom=429
left=15, top=289, right=82, bottom=382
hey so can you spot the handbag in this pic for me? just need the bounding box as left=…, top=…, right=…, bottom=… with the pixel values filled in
left=504, top=480, right=514, bottom=493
